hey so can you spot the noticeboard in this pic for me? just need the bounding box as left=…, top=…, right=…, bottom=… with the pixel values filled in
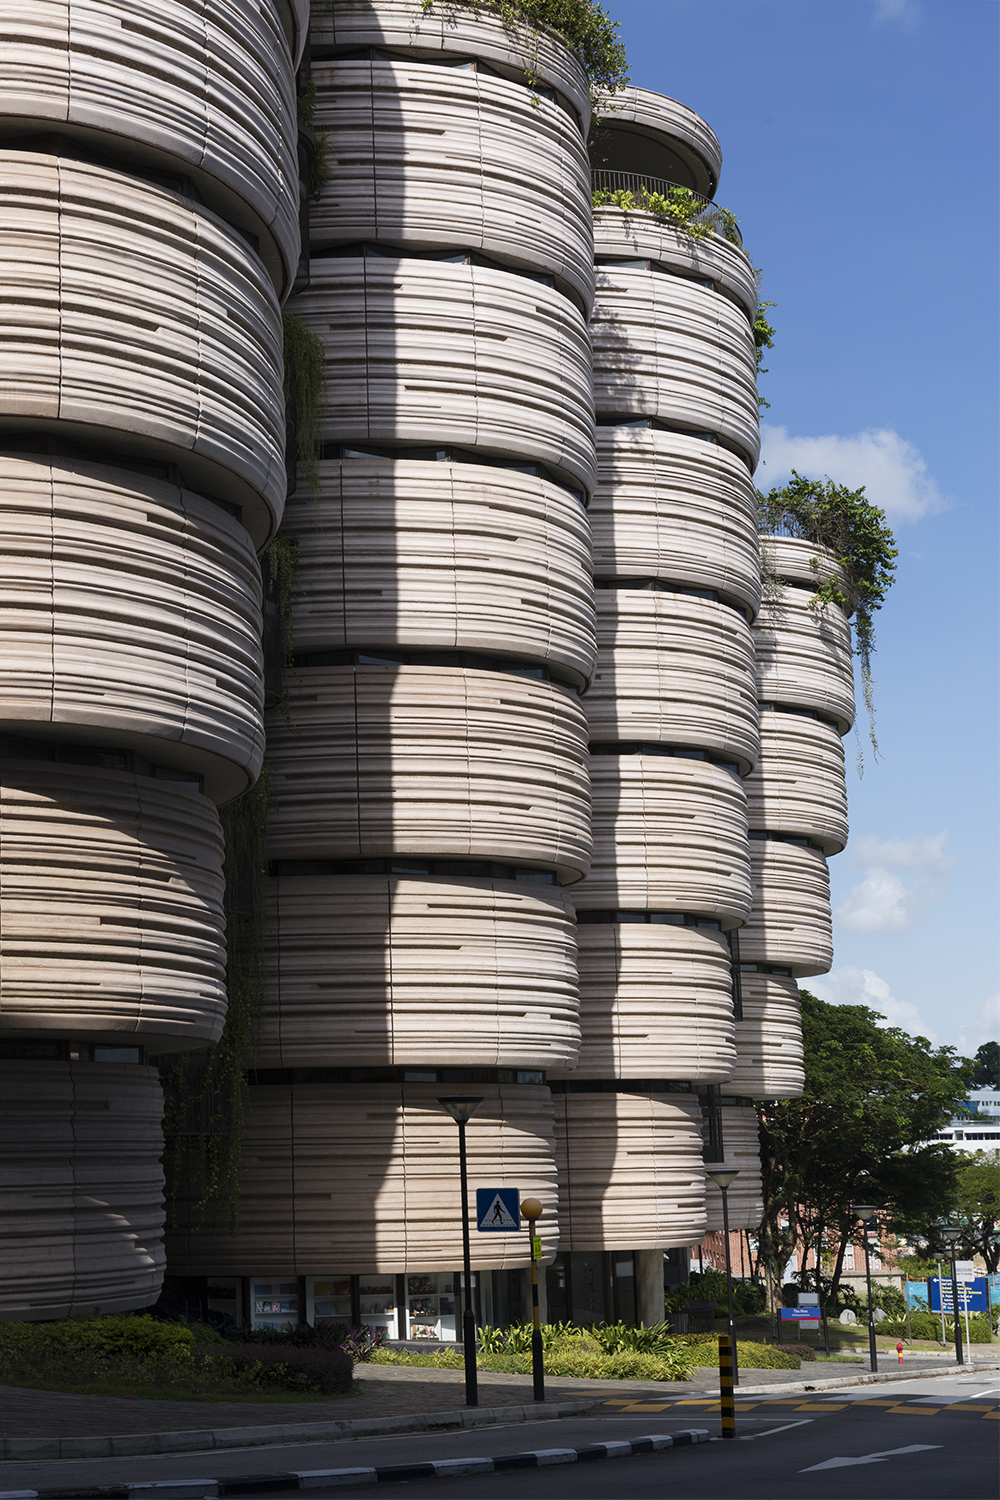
left=929, top=1276, right=988, bottom=1313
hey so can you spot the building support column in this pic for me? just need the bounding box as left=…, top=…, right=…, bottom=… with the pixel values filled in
left=635, top=1248, right=666, bottom=1327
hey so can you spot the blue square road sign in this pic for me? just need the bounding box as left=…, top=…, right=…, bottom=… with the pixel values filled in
left=476, top=1187, right=521, bottom=1231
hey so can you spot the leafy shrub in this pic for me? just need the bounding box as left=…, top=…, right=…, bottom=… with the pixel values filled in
left=0, top=1315, right=197, bottom=1360
left=589, top=1320, right=677, bottom=1355
left=540, top=1346, right=692, bottom=1381
left=666, top=1274, right=764, bottom=1318
left=733, top=1281, right=767, bottom=1316
left=865, top=1284, right=907, bottom=1319
left=217, top=1343, right=353, bottom=1393
left=679, top=1336, right=801, bottom=1370
left=373, top=1327, right=693, bottom=1381
left=371, top=1347, right=464, bottom=1368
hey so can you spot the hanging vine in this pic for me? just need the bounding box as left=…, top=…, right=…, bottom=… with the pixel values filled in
left=282, top=312, right=325, bottom=497
left=750, top=262, right=776, bottom=411
left=757, top=473, right=899, bottom=766
left=161, top=765, right=271, bottom=1233
left=263, top=531, right=299, bottom=724
left=419, top=0, right=629, bottom=109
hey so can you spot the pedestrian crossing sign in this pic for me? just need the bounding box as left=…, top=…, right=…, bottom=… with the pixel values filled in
left=476, top=1187, right=521, bottom=1231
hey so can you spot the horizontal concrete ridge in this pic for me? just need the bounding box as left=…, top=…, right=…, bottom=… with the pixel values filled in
left=4, top=1428, right=710, bottom=1497
left=255, top=875, right=582, bottom=1073
left=309, top=56, right=595, bottom=308
left=165, top=1081, right=562, bottom=1274
left=554, top=1091, right=709, bottom=1250
left=569, top=922, right=737, bottom=1082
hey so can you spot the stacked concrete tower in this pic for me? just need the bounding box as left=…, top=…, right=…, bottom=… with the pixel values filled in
left=0, top=0, right=305, bottom=1317
left=548, top=90, right=764, bottom=1324
left=166, top=0, right=600, bottom=1337
left=0, top=0, right=857, bottom=1332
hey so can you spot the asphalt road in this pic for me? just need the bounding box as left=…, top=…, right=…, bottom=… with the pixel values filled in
left=0, top=1371, right=994, bottom=1500
left=250, top=1370, right=999, bottom=1500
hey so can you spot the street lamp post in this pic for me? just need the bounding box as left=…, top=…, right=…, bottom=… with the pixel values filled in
left=520, top=1196, right=545, bottom=1402
left=438, top=1096, right=484, bottom=1406
left=940, top=1225, right=965, bottom=1367
left=852, top=1204, right=879, bottom=1373
left=707, top=1168, right=741, bottom=1386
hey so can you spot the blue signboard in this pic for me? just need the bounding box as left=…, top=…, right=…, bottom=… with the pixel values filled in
left=781, top=1308, right=822, bottom=1321
left=989, top=1274, right=1000, bottom=1308
left=929, top=1276, right=988, bottom=1314
left=905, top=1281, right=930, bottom=1311
left=476, top=1187, right=521, bottom=1232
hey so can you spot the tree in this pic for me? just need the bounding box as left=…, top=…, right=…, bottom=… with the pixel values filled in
left=970, top=1042, right=1000, bottom=1090
left=755, top=991, right=973, bottom=1308
left=953, top=1151, right=1000, bottom=1271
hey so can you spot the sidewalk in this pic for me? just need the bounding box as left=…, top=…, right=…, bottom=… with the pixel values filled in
left=1, top=1355, right=994, bottom=1461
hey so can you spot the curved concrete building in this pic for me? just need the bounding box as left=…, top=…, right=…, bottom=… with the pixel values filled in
left=553, top=82, right=765, bottom=1315
left=166, top=0, right=599, bottom=1336
left=737, top=537, right=855, bottom=1103
left=0, top=0, right=297, bottom=1315
left=2, top=0, right=861, bottom=1330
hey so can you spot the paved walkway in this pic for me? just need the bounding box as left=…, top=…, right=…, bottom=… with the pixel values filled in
left=0, top=1354, right=983, bottom=1444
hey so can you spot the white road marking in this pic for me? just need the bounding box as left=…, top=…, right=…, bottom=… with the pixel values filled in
left=801, top=1443, right=941, bottom=1472
left=739, top=1420, right=814, bottom=1441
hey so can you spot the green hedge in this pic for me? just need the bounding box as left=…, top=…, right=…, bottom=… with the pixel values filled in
left=881, top=1312, right=996, bottom=1344
left=0, top=1316, right=353, bottom=1398
left=678, top=1336, right=800, bottom=1370
left=372, top=1345, right=694, bottom=1381
left=0, top=1315, right=198, bottom=1359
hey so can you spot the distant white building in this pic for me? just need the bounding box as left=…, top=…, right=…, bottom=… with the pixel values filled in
left=932, top=1087, right=1000, bottom=1150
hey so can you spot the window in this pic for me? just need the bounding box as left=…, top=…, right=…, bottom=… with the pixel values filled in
left=93, top=1046, right=142, bottom=1064
left=269, top=856, right=557, bottom=884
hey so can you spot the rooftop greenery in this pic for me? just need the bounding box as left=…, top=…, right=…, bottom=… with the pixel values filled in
left=419, top=0, right=630, bottom=106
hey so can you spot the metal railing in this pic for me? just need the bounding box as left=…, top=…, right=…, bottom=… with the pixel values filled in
left=591, top=169, right=742, bottom=247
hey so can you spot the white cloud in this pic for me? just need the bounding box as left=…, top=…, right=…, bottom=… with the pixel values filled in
left=953, top=994, right=1000, bottom=1058
left=759, top=425, right=946, bottom=522
left=836, top=831, right=950, bottom=933
left=850, top=832, right=953, bottom=872
left=872, top=0, right=920, bottom=23
left=811, top=966, right=939, bottom=1042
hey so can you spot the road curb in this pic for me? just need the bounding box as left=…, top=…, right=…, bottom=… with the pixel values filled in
left=0, top=1403, right=596, bottom=1464
left=726, top=1360, right=999, bottom=1397
left=0, top=1431, right=711, bottom=1496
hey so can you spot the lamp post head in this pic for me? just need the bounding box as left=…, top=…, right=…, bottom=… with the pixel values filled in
left=939, top=1225, right=962, bottom=1244
left=520, top=1197, right=543, bottom=1221
left=707, top=1168, right=740, bottom=1191
left=852, top=1203, right=877, bottom=1222
left=438, top=1095, right=484, bottom=1126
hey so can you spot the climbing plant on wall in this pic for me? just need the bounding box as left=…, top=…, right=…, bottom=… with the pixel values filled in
left=282, top=312, right=325, bottom=497
left=161, top=765, right=271, bottom=1233
left=757, top=472, right=898, bottom=765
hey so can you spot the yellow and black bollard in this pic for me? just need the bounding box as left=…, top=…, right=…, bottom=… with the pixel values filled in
left=719, top=1332, right=736, bottom=1439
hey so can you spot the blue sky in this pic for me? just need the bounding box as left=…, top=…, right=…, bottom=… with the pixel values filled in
left=608, top=0, right=998, bottom=1056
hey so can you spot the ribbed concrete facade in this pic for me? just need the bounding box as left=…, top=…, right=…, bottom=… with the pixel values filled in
left=166, top=0, right=598, bottom=1338
left=2, top=0, right=857, bottom=1331
left=561, top=85, right=760, bottom=1298
left=0, top=0, right=298, bottom=1315
left=734, top=535, right=854, bottom=1099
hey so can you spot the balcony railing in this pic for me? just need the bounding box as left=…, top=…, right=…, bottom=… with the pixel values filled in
left=591, top=169, right=742, bottom=247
